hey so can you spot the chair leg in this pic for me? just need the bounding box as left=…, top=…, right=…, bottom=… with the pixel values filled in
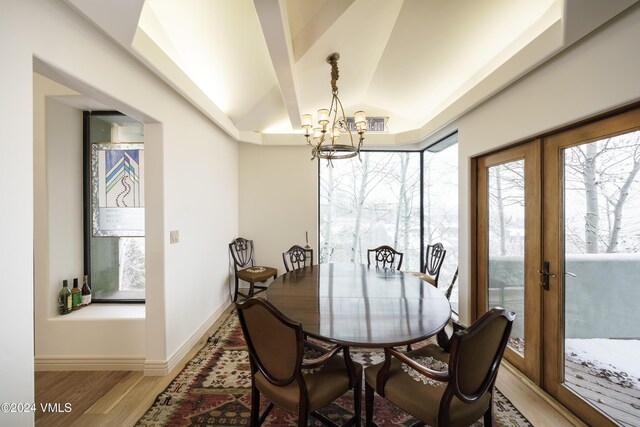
left=250, top=383, right=260, bottom=427
left=365, top=382, right=374, bottom=426
left=298, top=410, right=308, bottom=427
left=233, top=277, right=240, bottom=302
left=353, top=375, right=362, bottom=425
left=484, top=396, right=494, bottom=426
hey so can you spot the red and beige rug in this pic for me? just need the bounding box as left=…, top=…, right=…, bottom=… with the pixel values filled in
left=136, top=311, right=532, bottom=426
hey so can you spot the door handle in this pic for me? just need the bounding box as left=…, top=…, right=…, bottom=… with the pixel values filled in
left=538, top=261, right=556, bottom=290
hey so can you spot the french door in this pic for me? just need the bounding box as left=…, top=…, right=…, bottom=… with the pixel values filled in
left=477, top=141, right=542, bottom=384
left=477, top=107, right=640, bottom=426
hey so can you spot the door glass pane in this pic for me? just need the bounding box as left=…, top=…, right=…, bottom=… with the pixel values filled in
left=563, top=131, right=640, bottom=424
left=487, top=160, right=525, bottom=355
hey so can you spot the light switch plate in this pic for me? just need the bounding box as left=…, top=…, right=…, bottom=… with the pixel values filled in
left=170, top=230, right=179, bottom=244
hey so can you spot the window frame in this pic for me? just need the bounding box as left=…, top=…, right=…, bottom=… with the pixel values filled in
left=316, top=131, right=459, bottom=310
left=83, top=110, right=145, bottom=303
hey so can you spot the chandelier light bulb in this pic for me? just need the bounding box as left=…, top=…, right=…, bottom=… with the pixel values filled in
left=318, top=109, right=330, bottom=127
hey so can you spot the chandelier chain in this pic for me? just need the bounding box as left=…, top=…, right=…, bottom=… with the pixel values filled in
left=329, top=56, right=339, bottom=94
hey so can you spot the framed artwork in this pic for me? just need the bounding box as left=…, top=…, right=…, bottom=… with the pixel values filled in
left=91, top=143, right=145, bottom=237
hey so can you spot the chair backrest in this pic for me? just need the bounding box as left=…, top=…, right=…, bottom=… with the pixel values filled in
left=367, top=245, right=403, bottom=270
left=448, top=308, right=515, bottom=401
left=229, top=238, right=254, bottom=271
left=282, top=245, right=313, bottom=272
left=237, top=298, right=304, bottom=386
left=422, top=243, right=446, bottom=286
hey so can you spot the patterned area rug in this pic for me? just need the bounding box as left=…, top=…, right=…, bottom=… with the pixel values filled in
left=136, top=311, right=532, bottom=426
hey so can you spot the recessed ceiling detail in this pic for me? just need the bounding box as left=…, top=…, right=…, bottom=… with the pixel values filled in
left=65, top=0, right=640, bottom=146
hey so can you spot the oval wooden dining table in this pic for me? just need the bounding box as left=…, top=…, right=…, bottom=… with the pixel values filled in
left=265, top=263, right=451, bottom=348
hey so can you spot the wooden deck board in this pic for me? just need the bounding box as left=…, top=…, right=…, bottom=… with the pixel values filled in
left=564, top=356, right=640, bottom=426
left=565, top=360, right=640, bottom=406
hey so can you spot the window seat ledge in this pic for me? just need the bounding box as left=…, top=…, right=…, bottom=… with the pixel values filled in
left=50, top=304, right=145, bottom=320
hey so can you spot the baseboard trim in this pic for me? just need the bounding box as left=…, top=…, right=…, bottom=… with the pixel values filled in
left=35, top=299, right=232, bottom=374
left=35, top=356, right=145, bottom=371
left=144, top=297, right=231, bottom=376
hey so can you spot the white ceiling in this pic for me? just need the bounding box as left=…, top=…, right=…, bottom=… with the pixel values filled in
left=64, top=0, right=638, bottom=146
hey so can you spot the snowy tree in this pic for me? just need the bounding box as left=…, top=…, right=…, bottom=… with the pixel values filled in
left=564, top=132, right=640, bottom=254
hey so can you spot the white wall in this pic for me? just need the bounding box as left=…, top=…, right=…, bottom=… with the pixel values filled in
left=238, top=144, right=318, bottom=273
left=0, top=3, right=35, bottom=425
left=1, top=0, right=237, bottom=424
left=44, top=97, right=84, bottom=321
left=162, top=110, right=238, bottom=357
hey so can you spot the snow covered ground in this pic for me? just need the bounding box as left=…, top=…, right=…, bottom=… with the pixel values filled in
left=566, top=338, right=640, bottom=386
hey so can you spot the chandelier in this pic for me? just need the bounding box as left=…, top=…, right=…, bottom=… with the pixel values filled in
left=301, top=53, right=366, bottom=163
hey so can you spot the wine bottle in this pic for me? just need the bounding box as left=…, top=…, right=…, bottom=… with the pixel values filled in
left=81, top=275, right=92, bottom=306
left=71, top=278, right=82, bottom=310
left=58, top=280, right=71, bottom=315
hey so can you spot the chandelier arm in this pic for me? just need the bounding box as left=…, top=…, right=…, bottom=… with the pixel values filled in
left=330, top=94, right=339, bottom=142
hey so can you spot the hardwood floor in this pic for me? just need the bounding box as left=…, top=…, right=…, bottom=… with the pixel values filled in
left=35, top=306, right=585, bottom=426
left=34, top=307, right=233, bottom=427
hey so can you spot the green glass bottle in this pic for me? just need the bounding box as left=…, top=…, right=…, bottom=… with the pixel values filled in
left=58, top=280, right=71, bottom=315
left=71, top=278, right=82, bottom=310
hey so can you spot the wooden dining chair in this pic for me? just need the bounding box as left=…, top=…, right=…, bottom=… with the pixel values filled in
left=415, top=242, right=446, bottom=288
left=367, top=245, right=403, bottom=270
left=365, top=308, right=515, bottom=427
left=407, top=265, right=458, bottom=352
left=282, top=245, right=313, bottom=272
left=229, top=238, right=277, bottom=302
left=237, top=297, right=362, bottom=427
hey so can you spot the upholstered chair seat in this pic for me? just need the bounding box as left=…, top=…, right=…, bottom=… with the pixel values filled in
left=411, top=271, right=437, bottom=286
left=255, top=350, right=363, bottom=414
left=236, top=266, right=278, bottom=284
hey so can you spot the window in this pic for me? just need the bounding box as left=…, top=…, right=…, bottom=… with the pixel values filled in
left=424, top=138, right=459, bottom=312
left=319, top=152, right=421, bottom=270
left=83, top=112, right=145, bottom=302
left=319, top=133, right=459, bottom=312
